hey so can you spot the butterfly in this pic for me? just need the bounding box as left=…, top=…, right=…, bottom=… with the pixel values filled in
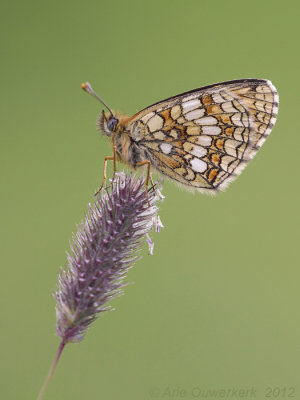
left=82, top=79, right=279, bottom=194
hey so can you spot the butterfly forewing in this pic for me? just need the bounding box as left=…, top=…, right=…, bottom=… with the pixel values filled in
left=127, top=79, right=278, bottom=193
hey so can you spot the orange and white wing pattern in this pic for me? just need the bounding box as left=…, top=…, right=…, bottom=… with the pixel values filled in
left=128, top=79, right=279, bottom=194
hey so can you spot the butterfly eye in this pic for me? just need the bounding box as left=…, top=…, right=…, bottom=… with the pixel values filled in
left=107, top=117, right=118, bottom=132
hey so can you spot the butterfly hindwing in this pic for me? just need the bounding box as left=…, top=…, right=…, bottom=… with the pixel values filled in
left=127, top=79, right=279, bottom=193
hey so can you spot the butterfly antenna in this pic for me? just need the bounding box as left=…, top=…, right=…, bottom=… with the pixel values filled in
left=81, top=82, right=113, bottom=116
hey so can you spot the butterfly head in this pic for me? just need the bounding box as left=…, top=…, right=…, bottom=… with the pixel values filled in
left=81, top=82, right=118, bottom=137
left=97, top=111, right=119, bottom=137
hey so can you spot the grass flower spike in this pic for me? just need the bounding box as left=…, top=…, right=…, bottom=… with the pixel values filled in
left=55, top=172, right=160, bottom=342
left=37, top=172, right=163, bottom=400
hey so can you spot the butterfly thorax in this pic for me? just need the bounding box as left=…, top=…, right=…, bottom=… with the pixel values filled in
left=97, top=110, right=148, bottom=168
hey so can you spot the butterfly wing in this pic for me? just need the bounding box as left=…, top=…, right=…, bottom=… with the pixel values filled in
left=127, top=79, right=279, bottom=193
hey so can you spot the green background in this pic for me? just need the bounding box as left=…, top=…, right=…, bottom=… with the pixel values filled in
left=1, top=1, right=299, bottom=399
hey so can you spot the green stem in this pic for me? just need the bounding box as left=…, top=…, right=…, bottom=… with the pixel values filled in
left=37, top=339, right=66, bottom=400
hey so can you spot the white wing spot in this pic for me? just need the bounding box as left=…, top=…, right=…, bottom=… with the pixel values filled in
left=160, top=143, right=172, bottom=154
left=190, top=158, right=207, bottom=173
left=182, top=99, right=201, bottom=114
left=197, top=135, right=212, bottom=146
left=191, top=145, right=206, bottom=158
left=202, top=126, right=222, bottom=135
left=195, top=116, right=218, bottom=125
left=183, top=142, right=206, bottom=157
left=185, top=108, right=205, bottom=121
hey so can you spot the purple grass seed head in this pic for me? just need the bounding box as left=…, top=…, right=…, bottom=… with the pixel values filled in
left=55, top=172, right=163, bottom=343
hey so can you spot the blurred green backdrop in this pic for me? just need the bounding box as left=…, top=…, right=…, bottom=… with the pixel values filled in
left=1, top=1, right=299, bottom=399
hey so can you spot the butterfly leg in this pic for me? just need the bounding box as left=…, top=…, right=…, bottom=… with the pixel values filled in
left=112, top=139, right=117, bottom=179
left=94, top=154, right=117, bottom=197
left=95, top=138, right=118, bottom=195
left=94, top=156, right=114, bottom=195
left=136, top=160, right=151, bottom=199
left=136, top=164, right=163, bottom=204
